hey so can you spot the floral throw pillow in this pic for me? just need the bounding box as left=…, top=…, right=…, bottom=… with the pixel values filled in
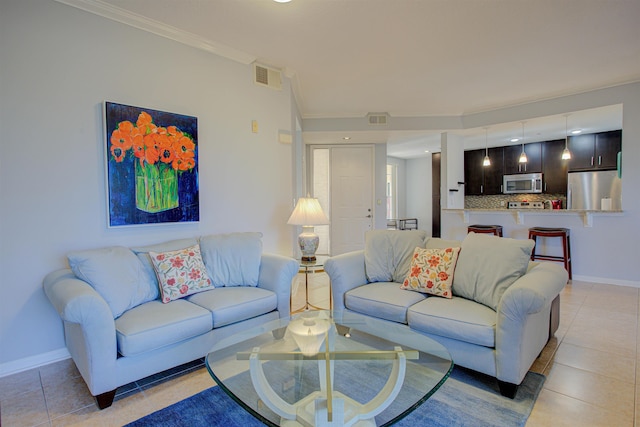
left=149, top=244, right=214, bottom=303
left=400, top=247, right=461, bottom=298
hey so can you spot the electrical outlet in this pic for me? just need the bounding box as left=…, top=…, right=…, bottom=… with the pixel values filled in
left=500, top=201, right=505, bottom=207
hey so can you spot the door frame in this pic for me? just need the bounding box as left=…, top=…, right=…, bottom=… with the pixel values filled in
left=309, top=144, right=376, bottom=255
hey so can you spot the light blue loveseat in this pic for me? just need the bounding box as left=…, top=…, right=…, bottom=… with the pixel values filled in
left=325, top=230, right=567, bottom=397
left=43, top=232, right=298, bottom=409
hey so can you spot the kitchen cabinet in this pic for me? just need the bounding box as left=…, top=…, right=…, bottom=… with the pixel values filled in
left=568, top=130, right=621, bottom=171
left=504, top=143, right=542, bottom=174
left=542, top=139, right=568, bottom=195
left=483, top=147, right=504, bottom=194
left=464, top=147, right=504, bottom=195
left=464, top=149, right=484, bottom=195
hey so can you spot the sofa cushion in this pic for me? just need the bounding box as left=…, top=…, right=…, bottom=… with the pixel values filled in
left=401, top=247, right=461, bottom=298
left=115, top=299, right=212, bottom=357
left=408, top=296, right=496, bottom=347
left=364, top=230, right=428, bottom=283
left=187, top=287, right=277, bottom=328
left=150, top=244, right=214, bottom=303
left=67, top=246, right=156, bottom=318
left=453, top=233, right=535, bottom=310
left=131, top=237, right=198, bottom=299
left=345, top=282, right=427, bottom=324
left=199, top=232, right=263, bottom=287
left=425, top=237, right=461, bottom=249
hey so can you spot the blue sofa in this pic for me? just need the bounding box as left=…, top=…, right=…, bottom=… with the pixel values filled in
left=325, top=230, right=567, bottom=397
left=43, top=232, right=298, bottom=409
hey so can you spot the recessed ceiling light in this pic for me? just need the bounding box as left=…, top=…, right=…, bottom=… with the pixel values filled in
left=425, top=150, right=430, bottom=153
left=510, top=138, right=519, bottom=142
left=571, top=129, right=582, bottom=134
left=342, top=136, right=351, bottom=140
left=273, top=0, right=291, bottom=2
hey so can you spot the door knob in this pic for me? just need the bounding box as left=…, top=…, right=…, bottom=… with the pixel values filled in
left=366, top=215, right=372, bottom=218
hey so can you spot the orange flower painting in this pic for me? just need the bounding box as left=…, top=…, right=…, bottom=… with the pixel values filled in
left=105, top=102, right=199, bottom=227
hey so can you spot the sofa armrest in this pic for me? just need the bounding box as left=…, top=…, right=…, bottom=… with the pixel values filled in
left=258, top=253, right=299, bottom=318
left=43, top=269, right=118, bottom=393
left=324, top=250, right=367, bottom=311
left=499, top=262, right=568, bottom=320
left=495, top=262, right=568, bottom=384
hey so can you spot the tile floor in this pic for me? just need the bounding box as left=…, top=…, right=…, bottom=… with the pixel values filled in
left=1, top=272, right=637, bottom=426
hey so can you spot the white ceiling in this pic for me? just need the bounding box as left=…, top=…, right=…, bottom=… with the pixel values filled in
left=77, top=0, right=638, bottom=157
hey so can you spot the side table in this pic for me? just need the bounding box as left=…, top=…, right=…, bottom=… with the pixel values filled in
left=291, top=255, right=331, bottom=313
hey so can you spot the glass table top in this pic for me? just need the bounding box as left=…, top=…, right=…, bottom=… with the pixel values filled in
left=205, top=310, right=452, bottom=426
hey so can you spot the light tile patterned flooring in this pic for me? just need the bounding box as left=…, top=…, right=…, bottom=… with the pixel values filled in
left=1, top=272, right=637, bottom=426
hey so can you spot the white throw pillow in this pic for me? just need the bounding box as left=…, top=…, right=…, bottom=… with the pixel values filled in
left=364, top=230, right=429, bottom=283
left=199, top=232, right=263, bottom=287
left=452, top=233, right=534, bottom=310
left=68, top=246, right=156, bottom=318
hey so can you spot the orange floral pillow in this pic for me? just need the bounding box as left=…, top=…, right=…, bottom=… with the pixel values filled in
left=400, top=247, right=461, bottom=298
left=150, top=245, right=213, bottom=303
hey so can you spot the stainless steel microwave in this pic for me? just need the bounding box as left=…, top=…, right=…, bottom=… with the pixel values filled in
left=503, top=173, right=543, bottom=194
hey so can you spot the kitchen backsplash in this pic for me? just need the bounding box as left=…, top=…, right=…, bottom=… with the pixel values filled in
left=465, top=194, right=567, bottom=209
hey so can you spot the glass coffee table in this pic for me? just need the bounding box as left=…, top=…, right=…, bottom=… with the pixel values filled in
left=205, top=310, right=452, bottom=426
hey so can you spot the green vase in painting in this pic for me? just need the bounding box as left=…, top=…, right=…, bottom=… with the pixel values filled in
left=135, top=161, right=179, bottom=213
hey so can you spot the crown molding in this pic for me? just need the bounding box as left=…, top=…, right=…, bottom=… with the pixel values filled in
left=54, top=0, right=256, bottom=65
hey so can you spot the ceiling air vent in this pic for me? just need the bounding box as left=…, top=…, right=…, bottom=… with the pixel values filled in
left=367, top=112, right=389, bottom=125
left=253, top=63, right=282, bottom=90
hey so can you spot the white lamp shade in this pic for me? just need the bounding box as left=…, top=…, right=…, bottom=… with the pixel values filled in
left=287, top=197, right=329, bottom=226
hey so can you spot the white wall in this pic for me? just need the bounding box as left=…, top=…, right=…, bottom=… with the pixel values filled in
left=406, top=157, right=432, bottom=233
left=0, top=1, right=296, bottom=372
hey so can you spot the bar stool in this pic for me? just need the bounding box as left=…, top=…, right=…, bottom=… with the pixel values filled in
left=528, top=227, right=572, bottom=279
left=467, top=224, right=503, bottom=237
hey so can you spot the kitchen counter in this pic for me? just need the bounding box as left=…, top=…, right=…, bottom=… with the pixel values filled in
left=444, top=208, right=623, bottom=227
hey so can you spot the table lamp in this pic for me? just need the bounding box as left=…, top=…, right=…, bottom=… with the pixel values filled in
left=287, top=196, right=329, bottom=262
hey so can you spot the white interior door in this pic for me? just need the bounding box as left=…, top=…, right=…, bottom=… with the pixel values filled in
left=330, top=146, right=374, bottom=255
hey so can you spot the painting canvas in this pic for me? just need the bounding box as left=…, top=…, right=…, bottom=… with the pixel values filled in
left=105, top=102, right=199, bottom=227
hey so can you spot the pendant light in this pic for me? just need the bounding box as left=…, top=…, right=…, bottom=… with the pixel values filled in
left=518, top=122, right=528, bottom=163
left=562, top=114, right=572, bottom=160
left=483, top=127, right=491, bottom=167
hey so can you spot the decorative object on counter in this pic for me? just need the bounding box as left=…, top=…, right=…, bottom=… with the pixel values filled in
left=518, top=122, right=528, bottom=163
left=528, top=227, right=572, bottom=280
left=544, top=199, right=563, bottom=209
left=483, top=127, right=491, bottom=167
left=562, top=115, right=572, bottom=160
left=287, top=195, right=330, bottom=262
left=467, top=224, right=503, bottom=236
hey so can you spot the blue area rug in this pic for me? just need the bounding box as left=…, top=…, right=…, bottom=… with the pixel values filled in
left=125, top=366, right=544, bottom=427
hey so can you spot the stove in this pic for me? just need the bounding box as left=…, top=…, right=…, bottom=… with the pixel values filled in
left=508, top=201, right=544, bottom=209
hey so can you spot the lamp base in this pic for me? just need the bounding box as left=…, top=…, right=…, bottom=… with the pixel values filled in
left=298, top=226, right=319, bottom=262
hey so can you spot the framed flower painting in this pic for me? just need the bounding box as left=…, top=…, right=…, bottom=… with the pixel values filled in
left=104, top=102, right=199, bottom=227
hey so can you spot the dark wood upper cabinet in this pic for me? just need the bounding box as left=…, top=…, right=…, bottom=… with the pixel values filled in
left=464, top=149, right=484, bottom=195
left=504, top=143, right=542, bottom=174
left=568, top=130, right=621, bottom=171
left=568, top=134, right=596, bottom=170
left=595, top=130, right=622, bottom=169
left=542, top=139, right=568, bottom=195
left=464, top=147, right=504, bottom=195
left=483, top=147, right=504, bottom=195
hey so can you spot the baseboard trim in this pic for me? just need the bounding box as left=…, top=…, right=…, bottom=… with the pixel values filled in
left=572, top=275, right=640, bottom=288
left=0, top=348, right=70, bottom=378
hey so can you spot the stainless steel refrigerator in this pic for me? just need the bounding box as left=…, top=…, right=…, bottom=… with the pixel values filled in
left=567, top=170, right=622, bottom=210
